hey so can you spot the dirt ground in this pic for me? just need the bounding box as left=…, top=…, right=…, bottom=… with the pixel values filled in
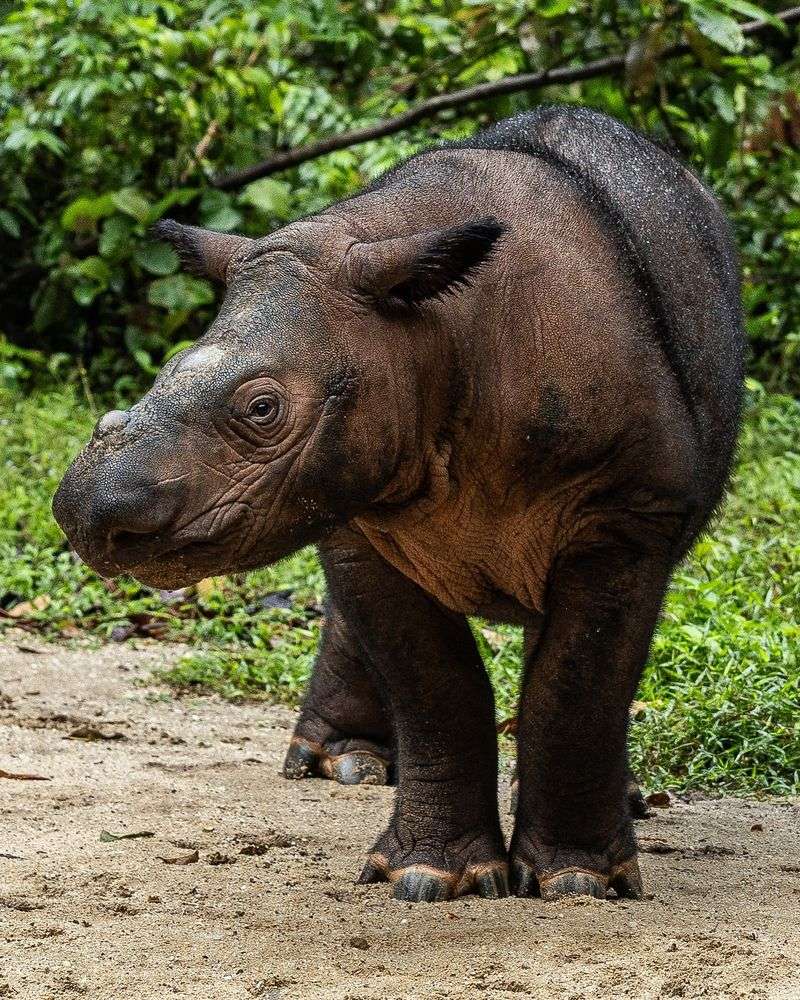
left=1, top=639, right=799, bottom=1000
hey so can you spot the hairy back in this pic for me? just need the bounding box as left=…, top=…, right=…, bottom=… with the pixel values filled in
left=447, top=106, right=745, bottom=516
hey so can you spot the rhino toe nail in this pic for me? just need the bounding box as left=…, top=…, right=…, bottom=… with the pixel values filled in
left=392, top=870, right=451, bottom=903
left=282, top=739, right=318, bottom=779
left=357, top=860, right=386, bottom=885
left=511, top=859, right=540, bottom=898
left=332, top=751, right=388, bottom=786
left=475, top=865, right=510, bottom=899
left=627, top=782, right=652, bottom=819
left=611, top=858, right=644, bottom=900
left=540, top=870, right=607, bottom=901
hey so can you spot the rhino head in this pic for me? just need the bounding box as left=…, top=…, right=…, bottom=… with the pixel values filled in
left=53, top=211, right=505, bottom=589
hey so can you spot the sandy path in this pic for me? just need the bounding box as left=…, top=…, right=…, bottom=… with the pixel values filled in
left=0, top=639, right=798, bottom=1000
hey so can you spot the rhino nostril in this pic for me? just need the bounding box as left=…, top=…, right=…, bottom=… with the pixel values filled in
left=107, top=527, right=158, bottom=551
left=95, top=409, right=130, bottom=437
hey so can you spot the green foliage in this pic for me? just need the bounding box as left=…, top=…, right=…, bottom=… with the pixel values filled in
left=1, top=386, right=798, bottom=793
left=1, top=0, right=799, bottom=395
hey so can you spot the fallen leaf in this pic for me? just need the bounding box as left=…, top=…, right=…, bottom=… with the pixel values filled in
left=16, top=644, right=45, bottom=655
left=496, top=716, right=518, bottom=736
left=239, top=843, right=269, bottom=857
left=8, top=595, right=51, bottom=618
left=645, top=791, right=671, bottom=808
left=158, top=850, right=199, bottom=865
left=480, top=627, right=508, bottom=649
left=206, top=851, right=235, bottom=865
left=100, top=830, right=155, bottom=842
left=196, top=577, right=226, bottom=599
left=0, top=768, right=50, bottom=781
left=112, top=613, right=171, bottom=642
left=0, top=853, right=24, bottom=859
left=66, top=725, right=124, bottom=742
left=638, top=838, right=678, bottom=854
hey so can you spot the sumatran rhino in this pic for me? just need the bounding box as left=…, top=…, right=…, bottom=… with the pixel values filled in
left=54, top=106, right=744, bottom=903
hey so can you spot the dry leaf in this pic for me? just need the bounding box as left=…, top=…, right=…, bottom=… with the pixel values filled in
left=196, top=577, right=225, bottom=598
left=480, top=627, right=508, bottom=649
left=496, top=716, right=517, bottom=736
left=158, top=850, right=199, bottom=865
left=66, top=725, right=124, bottom=742
left=206, top=851, right=235, bottom=865
left=639, top=838, right=678, bottom=854
left=8, top=595, right=51, bottom=618
left=100, top=830, right=154, bottom=842
left=0, top=768, right=50, bottom=781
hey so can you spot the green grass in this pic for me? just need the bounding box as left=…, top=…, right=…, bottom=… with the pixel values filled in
left=1, top=385, right=798, bottom=794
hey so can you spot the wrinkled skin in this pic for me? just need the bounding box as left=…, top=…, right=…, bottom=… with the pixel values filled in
left=54, top=106, right=745, bottom=905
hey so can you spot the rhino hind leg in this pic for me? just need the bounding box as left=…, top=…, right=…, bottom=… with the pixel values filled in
left=283, top=603, right=394, bottom=786
left=511, top=516, right=680, bottom=901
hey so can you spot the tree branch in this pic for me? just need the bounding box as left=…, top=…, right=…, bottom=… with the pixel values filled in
left=214, top=7, right=800, bottom=190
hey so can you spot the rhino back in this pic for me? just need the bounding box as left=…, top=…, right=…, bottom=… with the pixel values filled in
left=446, top=106, right=744, bottom=511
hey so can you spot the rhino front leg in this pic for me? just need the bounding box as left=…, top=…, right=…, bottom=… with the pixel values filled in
left=322, top=528, right=508, bottom=902
left=283, top=599, right=394, bottom=786
left=511, top=519, right=678, bottom=901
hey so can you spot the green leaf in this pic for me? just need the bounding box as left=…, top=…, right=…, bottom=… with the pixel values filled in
left=134, top=241, right=179, bottom=276
left=70, top=256, right=111, bottom=284
left=239, top=178, right=292, bottom=218
left=61, top=194, right=116, bottom=232
left=147, top=274, right=215, bottom=311
left=535, top=0, right=574, bottom=17
left=98, top=216, right=133, bottom=258
left=146, top=187, right=199, bottom=225
left=203, top=206, right=242, bottom=232
left=111, top=188, right=152, bottom=224
left=714, top=0, right=785, bottom=30
left=200, top=189, right=242, bottom=232
left=0, top=209, right=20, bottom=238
left=689, top=8, right=745, bottom=53
left=710, top=84, right=737, bottom=124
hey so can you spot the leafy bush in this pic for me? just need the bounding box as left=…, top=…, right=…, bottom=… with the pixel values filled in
left=1, top=0, right=799, bottom=396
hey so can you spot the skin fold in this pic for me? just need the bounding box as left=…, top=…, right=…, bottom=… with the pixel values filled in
left=53, top=105, right=745, bottom=904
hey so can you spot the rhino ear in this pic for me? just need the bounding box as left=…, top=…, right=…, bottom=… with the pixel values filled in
left=349, top=216, right=507, bottom=309
left=151, top=219, right=255, bottom=284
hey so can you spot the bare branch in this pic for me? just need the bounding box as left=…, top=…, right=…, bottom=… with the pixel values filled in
left=214, top=6, right=800, bottom=191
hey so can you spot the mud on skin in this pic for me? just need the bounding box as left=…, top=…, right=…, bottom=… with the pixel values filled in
left=54, top=105, right=745, bottom=903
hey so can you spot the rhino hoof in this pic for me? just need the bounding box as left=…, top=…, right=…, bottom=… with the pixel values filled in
left=392, top=870, right=451, bottom=903
left=330, top=751, right=388, bottom=786
left=539, top=869, right=608, bottom=901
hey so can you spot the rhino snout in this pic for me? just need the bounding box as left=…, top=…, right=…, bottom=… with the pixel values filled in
left=53, top=444, right=184, bottom=577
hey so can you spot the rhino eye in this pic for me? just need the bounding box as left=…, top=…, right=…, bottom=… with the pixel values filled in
left=248, top=395, right=279, bottom=424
